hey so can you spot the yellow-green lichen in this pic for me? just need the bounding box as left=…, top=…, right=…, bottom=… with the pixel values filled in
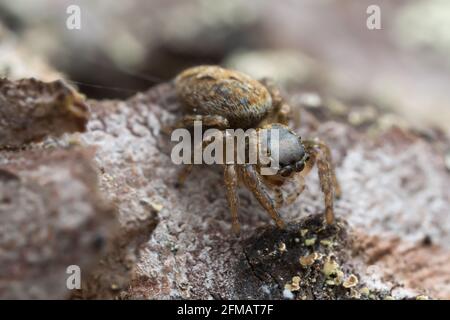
left=322, top=257, right=344, bottom=285
left=299, top=252, right=322, bottom=267
left=304, top=238, right=316, bottom=246
left=285, top=276, right=301, bottom=292
left=322, top=257, right=340, bottom=277
left=319, top=239, right=333, bottom=247
left=360, top=287, right=370, bottom=296
left=342, top=274, right=359, bottom=288
left=349, top=288, right=361, bottom=299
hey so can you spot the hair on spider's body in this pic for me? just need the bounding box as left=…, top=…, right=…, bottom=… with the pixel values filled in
left=174, top=65, right=340, bottom=233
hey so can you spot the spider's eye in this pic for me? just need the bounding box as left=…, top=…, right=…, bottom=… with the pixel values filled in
left=279, top=166, right=292, bottom=177
left=295, top=162, right=305, bottom=172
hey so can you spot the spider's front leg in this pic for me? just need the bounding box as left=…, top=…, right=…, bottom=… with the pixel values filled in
left=238, top=164, right=285, bottom=229
left=304, top=139, right=341, bottom=224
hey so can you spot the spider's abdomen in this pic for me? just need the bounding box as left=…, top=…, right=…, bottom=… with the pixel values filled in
left=175, top=65, right=272, bottom=128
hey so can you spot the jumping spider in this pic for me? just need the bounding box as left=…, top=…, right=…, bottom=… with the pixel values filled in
left=174, top=65, right=340, bottom=233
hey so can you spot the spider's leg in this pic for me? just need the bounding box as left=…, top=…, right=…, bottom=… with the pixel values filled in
left=305, top=140, right=341, bottom=197
left=224, top=164, right=240, bottom=233
left=285, top=174, right=306, bottom=206
left=239, top=164, right=285, bottom=228
left=304, top=139, right=340, bottom=224
left=274, top=188, right=284, bottom=208
left=259, top=78, right=291, bottom=126
left=269, top=174, right=305, bottom=208
left=175, top=114, right=230, bottom=129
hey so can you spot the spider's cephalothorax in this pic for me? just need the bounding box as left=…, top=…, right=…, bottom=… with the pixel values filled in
left=262, top=123, right=309, bottom=178
left=174, top=65, right=340, bottom=233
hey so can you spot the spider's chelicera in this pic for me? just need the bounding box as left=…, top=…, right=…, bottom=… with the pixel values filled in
left=172, top=65, right=341, bottom=233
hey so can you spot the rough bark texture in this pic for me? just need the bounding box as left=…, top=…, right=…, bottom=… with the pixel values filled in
left=0, top=147, right=115, bottom=299
left=0, top=78, right=88, bottom=148
left=1, top=79, right=449, bottom=299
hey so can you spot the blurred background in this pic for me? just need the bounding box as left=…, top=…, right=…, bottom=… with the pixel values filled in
left=1, top=0, right=450, bottom=134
